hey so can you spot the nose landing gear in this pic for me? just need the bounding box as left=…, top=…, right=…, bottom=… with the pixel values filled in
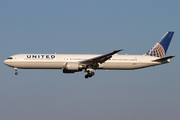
left=14, top=68, right=18, bottom=75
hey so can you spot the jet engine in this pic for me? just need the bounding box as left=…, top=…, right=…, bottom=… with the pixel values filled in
left=63, top=62, right=82, bottom=73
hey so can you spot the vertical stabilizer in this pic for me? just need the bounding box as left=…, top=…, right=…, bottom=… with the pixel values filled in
left=145, top=31, right=174, bottom=58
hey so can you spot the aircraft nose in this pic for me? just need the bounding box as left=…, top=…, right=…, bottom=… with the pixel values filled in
left=4, top=60, right=9, bottom=65
left=4, top=60, right=7, bottom=64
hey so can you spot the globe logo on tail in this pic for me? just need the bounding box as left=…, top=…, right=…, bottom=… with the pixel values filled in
left=145, top=43, right=165, bottom=58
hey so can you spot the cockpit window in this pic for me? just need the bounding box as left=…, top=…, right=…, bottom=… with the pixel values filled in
left=7, top=57, right=13, bottom=59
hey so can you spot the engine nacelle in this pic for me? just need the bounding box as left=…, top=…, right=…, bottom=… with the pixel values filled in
left=65, top=62, right=79, bottom=70
left=63, top=62, right=82, bottom=73
left=63, top=69, right=76, bottom=73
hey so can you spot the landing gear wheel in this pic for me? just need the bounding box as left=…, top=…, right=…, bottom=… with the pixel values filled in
left=14, top=68, right=18, bottom=75
left=15, top=72, right=18, bottom=75
left=84, top=72, right=95, bottom=79
left=85, top=75, right=88, bottom=79
left=91, top=72, right=95, bottom=76
left=84, top=68, right=95, bottom=79
left=87, top=73, right=92, bottom=77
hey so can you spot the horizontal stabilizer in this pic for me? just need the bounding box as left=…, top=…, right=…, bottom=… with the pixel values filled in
left=152, top=55, right=175, bottom=62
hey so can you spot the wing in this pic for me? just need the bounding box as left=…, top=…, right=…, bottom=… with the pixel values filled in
left=79, top=49, right=124, bottom=66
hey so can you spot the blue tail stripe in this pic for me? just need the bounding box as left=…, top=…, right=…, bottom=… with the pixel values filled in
left=159, top=32, right=174, bottom=54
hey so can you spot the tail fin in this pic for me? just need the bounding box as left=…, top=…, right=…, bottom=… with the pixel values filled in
left=144, top=31, right=174, bottom=58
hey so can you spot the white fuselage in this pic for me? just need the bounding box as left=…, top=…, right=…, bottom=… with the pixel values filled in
left=4, top=54, right=167, bottom=70
left=4, top=32, right=174, bottom=78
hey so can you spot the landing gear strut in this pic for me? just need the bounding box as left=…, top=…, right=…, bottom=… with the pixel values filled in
left=84, top=68, right=95, bottom=79
left=14, top=68, right=18, bottom=75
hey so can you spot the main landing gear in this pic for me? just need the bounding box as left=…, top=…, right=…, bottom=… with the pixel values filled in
left=84, top=68, right=95, bottom=79
left=14, top=68, right=18, bottom=75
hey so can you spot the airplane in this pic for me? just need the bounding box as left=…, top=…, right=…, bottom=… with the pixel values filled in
left=4, top=31, right=175, bottom=79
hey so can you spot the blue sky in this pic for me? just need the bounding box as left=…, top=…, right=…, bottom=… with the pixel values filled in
left=0, top=0, right=180, bottom=120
